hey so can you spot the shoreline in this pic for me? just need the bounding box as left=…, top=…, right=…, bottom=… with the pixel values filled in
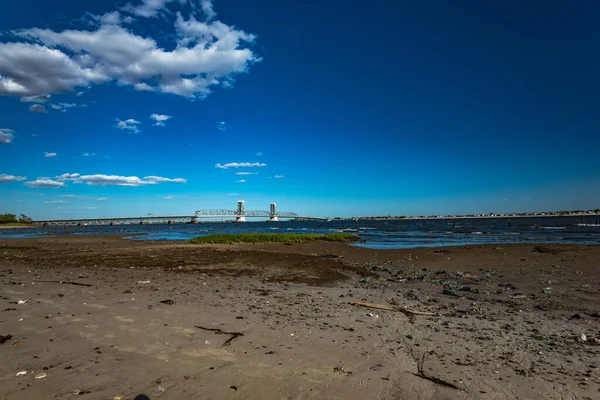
left=2, top=233, right=599, bottom=251
left=1, top=237, right=599, bottom=399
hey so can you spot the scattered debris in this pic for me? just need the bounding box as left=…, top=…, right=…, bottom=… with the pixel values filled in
left=579, top=334, right=587, bottom=343
left=349, top=301, right=435, bottom=318
left=74, top=389, right=92, bottom=395
left=122, top=290, right=132, bottom=294
left=17, top=300, right=27, bottom=305
left=153, top=385, right=165, bottom=395
left=334, top=367, right=351, bottom=375
left=159, top=300, right=174, bottom=305
left=195, top=326, right=244, bottom=346
left=137, top=280, right=151, bottom=284
left=34, top=373, right=47, bottom=379
left=16, top=371, right=27, bottom=376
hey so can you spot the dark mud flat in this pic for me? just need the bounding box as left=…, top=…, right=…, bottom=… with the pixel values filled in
left=0, top=236, right=599, bottom=399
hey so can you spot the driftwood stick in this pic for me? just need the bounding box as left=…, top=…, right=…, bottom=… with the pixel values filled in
left=195, top=326, right=244, bottom=346
left=36, top=280, right=94, bottom=287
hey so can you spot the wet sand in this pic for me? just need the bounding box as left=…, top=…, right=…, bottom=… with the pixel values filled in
left=1, top=236, right=599, bottom=399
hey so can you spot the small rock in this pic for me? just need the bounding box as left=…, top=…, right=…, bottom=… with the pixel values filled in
left=442, top=289, right=459, bottom=297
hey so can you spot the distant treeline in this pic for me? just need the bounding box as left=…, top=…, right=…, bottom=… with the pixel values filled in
left=0, top=213, right=33, bottom=224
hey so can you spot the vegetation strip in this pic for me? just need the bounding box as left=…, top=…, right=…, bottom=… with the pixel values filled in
left=188, top=233, right=359, bottom=244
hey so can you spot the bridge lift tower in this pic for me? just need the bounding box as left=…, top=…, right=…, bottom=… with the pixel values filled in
left=269, top=203, right=278, bottom=221
left=236, top=200, right=246, bottom=222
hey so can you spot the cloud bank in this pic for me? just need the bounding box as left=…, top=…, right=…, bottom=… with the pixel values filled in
left=55, top=173, right=187, bottom=186
left=0, top=0, right=259, bottom=100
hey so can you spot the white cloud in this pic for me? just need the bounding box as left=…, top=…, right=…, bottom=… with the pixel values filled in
left=164, top=195, right=175, bottom=200
left=0, top=129, right=14, bottom=144
left=50, top=102, right=77, bottom=112
left=0, top=174, right=27, bottom=182
left=0, top=1, right=258, bottom=100
left=235, top=172, right=258, bottom=175
left=217, top=121, right=226, bottom=131
left=29, top=104, right=47, bottom=113
left=227, top=193, right=238, bottom=196
left=82, top=152, right=96, bottom=156
left=94, top=11, right=123, bottom=26
left=255, top=152, right=263, bottom=156
left=59, top=194, right=109, bottom=200
left=56, top=173, right=80, bottom=181
left=122, top=0, right=175, bottom=18
left=87, top=206, right=98, bottom=209
left=75, top=175, right=151, bottom=186
left=116, top=118, right=141, bottom=133
left=54, top=173, right=186, bottom=186
left=25, top=179, right=65, bottom=188
left=45, top=200, right=68, bottom=204
left=201, top=0, right=217, bottom=20
left=144, top=176, right=187, bottom=183
left=274, top=175, right=284, bottom=179
left=150, top=113, right=172, bottom=126
left=21, top=94, right=51, bottom=103
left=236, top=179, right=246, bottom=183
left=215, top=162, right=266, bottom=169
left=44, top=152, right=57, bottom=158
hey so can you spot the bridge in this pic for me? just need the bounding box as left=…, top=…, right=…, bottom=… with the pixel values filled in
left=33, top=201, right=327, bottom=226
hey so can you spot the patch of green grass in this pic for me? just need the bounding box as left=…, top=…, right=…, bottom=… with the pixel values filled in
left=188, top=233, right=360, bottom=245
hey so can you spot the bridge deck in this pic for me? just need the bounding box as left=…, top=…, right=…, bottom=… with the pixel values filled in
left=32, top=213, right=328, bottom=226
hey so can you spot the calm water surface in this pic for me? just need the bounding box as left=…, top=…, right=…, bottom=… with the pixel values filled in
left=2, top=216, right=599, bottom=249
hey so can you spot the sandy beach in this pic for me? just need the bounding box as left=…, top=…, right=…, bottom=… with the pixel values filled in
left=1, top=236, right=599, bottom=399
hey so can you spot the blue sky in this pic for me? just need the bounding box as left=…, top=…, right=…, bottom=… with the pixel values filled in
left=0, top=0, right=599, bottom=219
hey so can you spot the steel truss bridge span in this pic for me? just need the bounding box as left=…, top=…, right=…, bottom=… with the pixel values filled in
left=195, top=209, right=298, bottom=219
left=32, top=201, right=322, bottom=226
left=34, top=216, right=196, bottom=226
